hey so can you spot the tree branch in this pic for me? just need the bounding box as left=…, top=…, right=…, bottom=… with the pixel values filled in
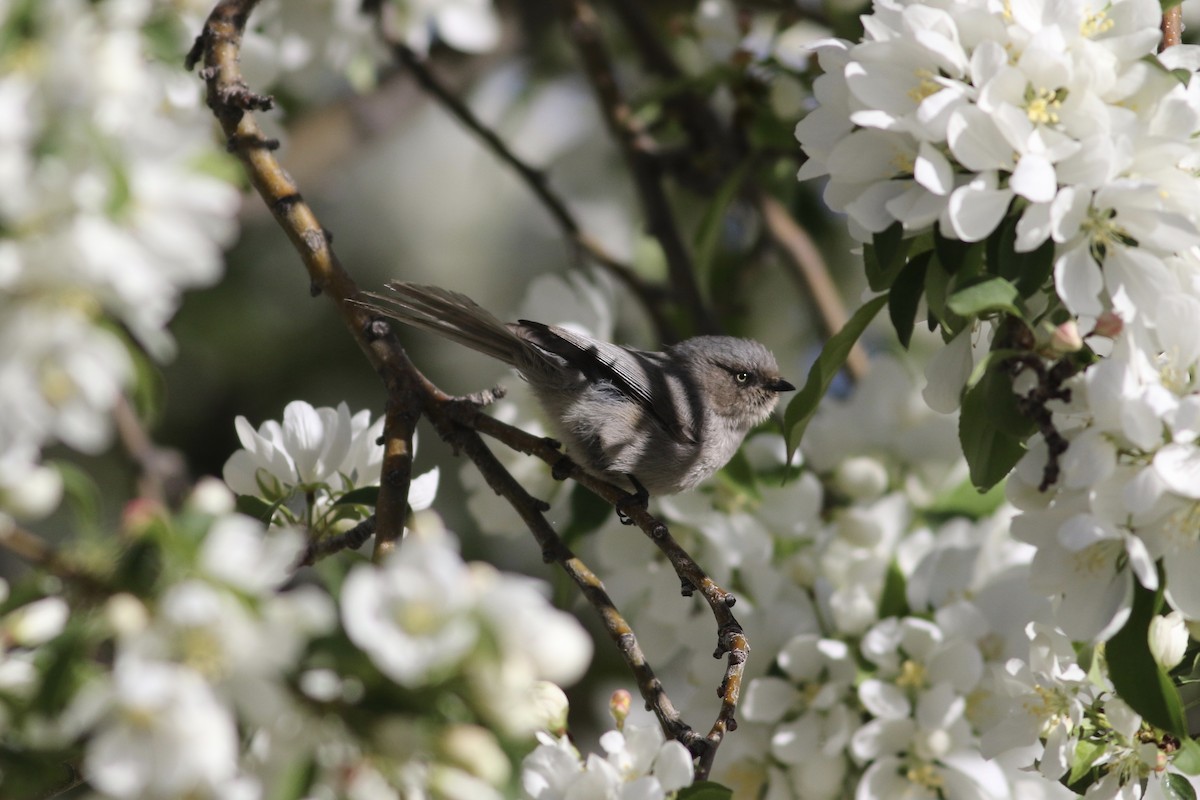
left=559, top=0, right=719, bottom=336
left=756, top=192, right=869, bottom=382
left=380, top=39, right=677, bottom=342
left=112, top=394, right=191, bottom=509
left=190, top=0, right=746, bottom=772
left=1162, top=6, right=1183, bottom=49
left=0, top=523, right=109, bottom=596
left=188, top=0, right=424, bottom=555
left=466, top=410, right=748, bottom=777
left=604, top=6, right=870, bottom=382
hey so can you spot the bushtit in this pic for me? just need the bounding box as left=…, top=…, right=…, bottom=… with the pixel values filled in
left=360, top=282, right=795, bottom=498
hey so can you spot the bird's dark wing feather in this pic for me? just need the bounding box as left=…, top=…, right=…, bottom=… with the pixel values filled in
left=513, top=321, right=698, bottom=445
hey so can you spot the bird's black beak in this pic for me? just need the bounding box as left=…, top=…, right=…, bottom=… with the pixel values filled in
left=767, top=378, right=796, bottom=392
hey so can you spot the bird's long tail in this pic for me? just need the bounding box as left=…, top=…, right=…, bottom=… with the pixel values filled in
left=356, top=282, right=528, bottom=367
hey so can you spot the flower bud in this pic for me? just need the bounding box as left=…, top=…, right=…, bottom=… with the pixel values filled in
left=832, top=456, right=889, bottom=501
left=836, top=507, right=883, bottom=548
left=438, top=725, right=510, bottom=787
left=529, top=680, right=570, bottom=735
left=1149, top=611, right=1188, bottom=671
left=1091, top=311, right=1124, bottom=339
left=104, top=593, right=149, bottom=638
left=5, top=596, right=68, bottom=646
left=1048, top=320, right=1083, bottom=355
left=188, top=477, right=235, bottom=515
left=1, top=464, right=63, bottom=520
left=610, top=688, right=633, bottom=730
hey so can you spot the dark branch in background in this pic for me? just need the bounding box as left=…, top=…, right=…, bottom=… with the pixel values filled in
left=604, top=0, right=871, bottom=381
left=757, top=193, right=870, bottom=381
left=380, top=39, right=677, bottom=344
left=190, top=0, right=746, bottom=778
left=0, top=525, right=110, bottom=597
left=112, top=395, right=192, bottom=510
left=559, top=0, right=720, bottom=337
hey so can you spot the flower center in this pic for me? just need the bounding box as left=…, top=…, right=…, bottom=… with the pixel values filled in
left=1081, top=6, right=1115, bottom=38
left=905, top=761, right=944, bottom=790
left=908, top=69, right=942, bottom=104
left=1082, top=205, right=1130, bottom=260
left=1025, top=86, right=1065, bottom=126
left=896, top=658, right=927, bottom=690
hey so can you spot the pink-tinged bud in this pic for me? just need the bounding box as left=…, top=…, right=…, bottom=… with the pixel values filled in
left=1091, top=311, right=1124, bottom=338
left=610, top=689, right=633, bottom=730
left=121, top=498, right=164, bottom=536
left=1049, top=320, right=1084, bottom=355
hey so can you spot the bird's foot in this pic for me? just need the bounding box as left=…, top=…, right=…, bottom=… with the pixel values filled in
left=615, top=475, right=650, bottom=525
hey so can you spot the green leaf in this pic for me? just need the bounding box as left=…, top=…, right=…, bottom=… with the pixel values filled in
left=562, top=483, right=613, bottom=541
left=236, top=494, right=279, bottom=525
left=1174, top=738, right=1200, bottom=775
left=266, top=756, right=318, bottom=800
left=958, top=368, right=1028, bottom=491
left=1140, top=53, right=1191, bottom=85
left=946, top=276, right=1021, bottom=318
left=888, top=251, right=931, bottom=349
left=334, top=485, right=380, bottom=507
left=923, top=252, right=966, bottom=335
left=925, top=477, right=1008, bottom=519
left=1161, top=0, right=1185, bottom=13
left=694, top=162, right=751, bottom=283
left=864, top=222, right=911, bottom=291
left=878, top=560, right=909, bottom=619
left=113, top=537, right=163, bottom=597
left=678, top=781, right=734, bottom=800
left=1164, top=773, right=1198, bottom=800
left=1108, top=576, right=1188, bottom=737
left=934, top=226, right=985, bottom=276
left=987, top=214, right=1056, bottom=297
left=979, top=363, right=1037, bottom=440
left=1068, top=738, right=1107, bottom=785
left=51, top=460, right=102, bottom=528
left=784, top=295, right=888, bottom=461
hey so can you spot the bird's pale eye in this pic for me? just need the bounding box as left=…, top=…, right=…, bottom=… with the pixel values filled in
left=735, top=371, right=751, bottom=384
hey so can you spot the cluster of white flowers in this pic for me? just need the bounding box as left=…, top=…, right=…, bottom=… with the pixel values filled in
left=222, top=400, right=439, bottom=537
left=0, top=466, right=593, bottom=799
left=796, top=0, right=1194, bottom=248
left=342, top=518, right=593, bottom=738
left=788, top=0, right=1200, bottom=792
left=794, top=0, right=1200, bottom=655
left=0, top=0, right=241, bottom=522
left=522, top=721, right=695, bottom=800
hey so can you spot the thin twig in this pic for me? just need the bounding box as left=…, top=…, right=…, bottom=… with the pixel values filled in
left=431, top=416, right=699, bottom=748
left=297, top=516, right=377, bottom=567
left=466, top=410, right=747, bottom=777
left=756, top=192, right=869, bottom=382
left=606, top=0, right=733, bottom=172
left=1162, top=6, right=1183, bottom=49
left=0, top=524, right=108, bottom=595
left=605, top=6, right=869, bottom=382
left=189, top=0, right=424, bottom=555
left=559, top=0, right=719, bottom=336
left=112, top=394, right=191, bottom=509
left=381, top=40, right=676, bottom=342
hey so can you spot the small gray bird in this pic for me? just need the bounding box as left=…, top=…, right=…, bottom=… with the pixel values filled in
left=360, top=282, right=796, bottom=498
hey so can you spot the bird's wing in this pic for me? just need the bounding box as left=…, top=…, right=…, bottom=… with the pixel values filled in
left=513, top=321, right=698, bottom=445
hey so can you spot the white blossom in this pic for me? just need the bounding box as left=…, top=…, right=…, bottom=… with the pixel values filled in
left=81, top=657, right=243, bottom=799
